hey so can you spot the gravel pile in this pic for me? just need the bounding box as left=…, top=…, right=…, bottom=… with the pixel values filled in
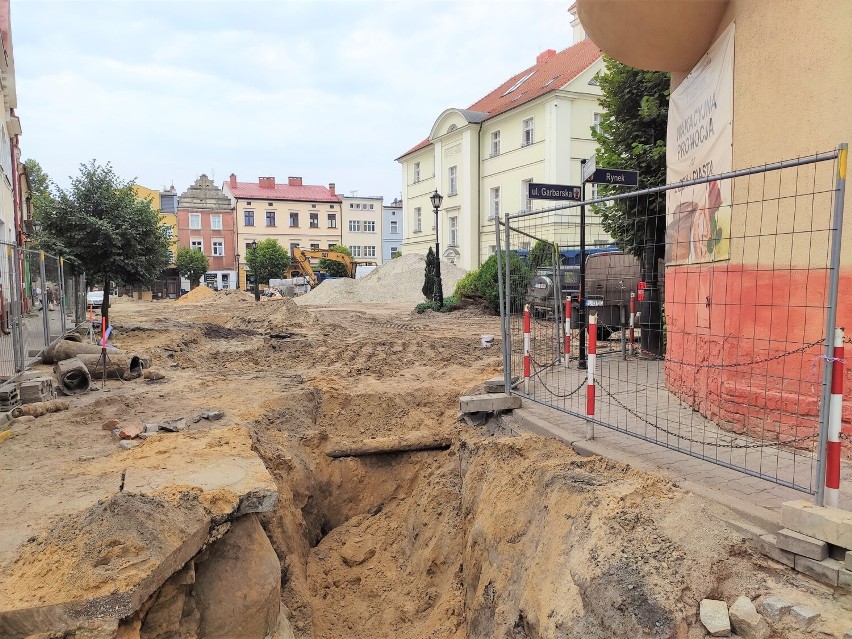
left=296, top=253, right=467, bottom=306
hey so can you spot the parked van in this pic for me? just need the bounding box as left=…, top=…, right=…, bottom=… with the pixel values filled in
left=581, top=251, right=642, bottom=338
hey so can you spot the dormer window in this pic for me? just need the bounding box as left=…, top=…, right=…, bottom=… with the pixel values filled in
left=502, top=70, right=536, bottom=96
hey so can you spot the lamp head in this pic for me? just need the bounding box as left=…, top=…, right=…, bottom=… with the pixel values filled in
left=430, top=190, right=443, bottom=210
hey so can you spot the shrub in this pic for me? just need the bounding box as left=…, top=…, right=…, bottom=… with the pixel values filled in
left=422, top=247, right=436, bottom=299
left=415, top=295, right=459, bottom=314
left=455, top=252, right=531, bottom=314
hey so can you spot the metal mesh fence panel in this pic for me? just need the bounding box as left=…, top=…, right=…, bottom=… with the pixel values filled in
left=43, top=253, right=64, bottom=341
left=499, top=149, right=844, bottom=493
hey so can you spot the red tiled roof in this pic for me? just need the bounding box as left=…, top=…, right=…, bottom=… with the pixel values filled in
left=397, top=38, right=601, bottom=160
left=225, top=181, right=341, bottom=203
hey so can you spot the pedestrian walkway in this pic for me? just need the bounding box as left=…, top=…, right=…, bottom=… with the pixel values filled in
left=514, top=399, right=852, bottom=531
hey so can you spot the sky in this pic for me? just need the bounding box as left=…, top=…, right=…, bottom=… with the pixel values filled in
left=13, top=0, right=578, bottom=201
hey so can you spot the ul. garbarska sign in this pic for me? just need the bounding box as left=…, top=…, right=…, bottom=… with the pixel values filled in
left=666, top=22, right=735, bottom=265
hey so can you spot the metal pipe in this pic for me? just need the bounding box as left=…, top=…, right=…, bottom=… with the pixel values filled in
left=495, top=213, right=510, bottom=395
left=503, top=211, right=513, bottom=387
left=39, top=251, right=49, bottom=348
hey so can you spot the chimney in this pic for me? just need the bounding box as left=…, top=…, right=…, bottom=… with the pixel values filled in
left=328, top=183, right=336, bottom=196
left=288, top=176, right=302, bottom=187
left=536, top=49, right=557, bottom=65
left=229, top=173, right=237, bottom=188
left=259, top=176, right=276, bottom=189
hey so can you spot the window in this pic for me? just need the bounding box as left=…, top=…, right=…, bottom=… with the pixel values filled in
left=310, top=243, right=320, bottom=250
left=246, top=242, right=254, bottom=254
left=390, top=246, right=400, bottom=258
left=369, top=204, right=374, bottom=210
left=364, top=220, right=376, bottom=233
left=349, top=220, right=361, bottom=232
left=489, top=245, right=496, bottom=256
left=212, top=240, right=224, bottom=257
left=328, top=242, right=336, bottom=249
left=449, top=216, right=458, bottom=247
left=349, top=203, right=354, bottom=209
left=349, top=245, right=362, bottom=257
left=290, top=242, right=299, bottom=255
left=246, top=201, right=252, bottom=205
left=266, top=211, right=276, bottom=227
left=448, top=166, right=457, bottom=196
left=330, top=204, right=335, bottom=209
left=191, top=239, right=203, bottom=252
left=490, top=186, right=500, bottom=219
left=189, top=213, right=201, bottom=229
left=594, top=112, right=603, bottom=134
left=522, top=117, right=534, bottom=146
left=328, top=213, right=337, bottom=228
left=211, top=214, right=222, bottom=230
left=521, top=178, right=532, bottom=212
left=244, top=210, right=255, bottom=226
left=356, top=203, right=361, bottom=210
left=490, top=130, right=501, bottom=156
left=364, top=245, right=376, bottom=258
left=414, top=208, right=422, bottom=233
left=167, top=249, right=175, bottom=263
left=520, top=241, right=531, bottom=251
left=162, top=226, right=174, bottom=239
left=310, top=212, right=319, bottom=228
left=414, top=162, right=421, bottom=182
left=311, top=204, right=316, bottom=208
left=289, top=212, right=299, bottom=227
left=390, top=220, right=398, bottom=234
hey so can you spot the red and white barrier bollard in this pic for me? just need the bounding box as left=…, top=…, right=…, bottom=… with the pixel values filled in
left=826, top=326, right=844, bottom=508
left=586, top=314, right=597, bottom=439
left=564, top=296, right=571, bottom=368
left=629, top=292, right=636, bottom=354
left=523, top=304, right=531, bottom=393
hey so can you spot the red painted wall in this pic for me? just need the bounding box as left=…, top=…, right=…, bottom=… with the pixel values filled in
left=176, top=209, right=236, bottom=271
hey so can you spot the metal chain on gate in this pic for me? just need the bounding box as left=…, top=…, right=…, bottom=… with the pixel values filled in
left=594, top=378, right=818, bottom=450
left=528, top=352, right=587, bottom=399
left=663, top=339, right=825, bottom=369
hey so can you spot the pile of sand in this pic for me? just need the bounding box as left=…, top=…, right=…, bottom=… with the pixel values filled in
left=296, top=253, right=467, bottom=306
left=175, top=286, right=215, bottom=304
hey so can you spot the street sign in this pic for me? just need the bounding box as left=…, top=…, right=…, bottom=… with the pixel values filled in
left=588, top=168, right=639, bottom=186
left=581, top=156, right=596, bottom=183
left=528, top=182, right=582, bottom=201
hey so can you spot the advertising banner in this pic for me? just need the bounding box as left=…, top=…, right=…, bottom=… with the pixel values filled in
left=665, top=22, right=735, bottom=265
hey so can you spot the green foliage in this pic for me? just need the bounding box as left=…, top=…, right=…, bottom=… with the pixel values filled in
left=318, top=244, right=352, bottom=277
left=528, top=240, right=558, bottom=270
left=24, top=158, right=55, bottom=222
left=175, top=247, right=210, bottom=288
left=38, top=160, right=171, bottom=322
left=592, top=57, right=669, bottom=274
left=415, top=295, right=459, bottom=314
left=246, top=238, right=291, bottom=285
left=422, top=247, right=436, bottom=299
left=455, top=252, right=531, bottom=314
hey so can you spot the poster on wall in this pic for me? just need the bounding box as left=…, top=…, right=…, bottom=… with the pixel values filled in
left=665, top=22, right=735, bottom=265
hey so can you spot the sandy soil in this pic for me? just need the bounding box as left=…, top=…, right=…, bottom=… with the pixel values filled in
left=2, top=290, right=851, bottom=638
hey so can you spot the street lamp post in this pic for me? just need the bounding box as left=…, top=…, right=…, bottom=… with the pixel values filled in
left=250, top=241, right=259, bottom=301
left=430, top=190, right=443, bottom=307
left=235, top=253, right=240, bottom=290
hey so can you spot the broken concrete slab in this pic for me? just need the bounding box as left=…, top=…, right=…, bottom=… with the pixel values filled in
left=119, top=422, right=143, bottom=440
left=459, top=393, right=521, bottom=414
left=776, top=528, right=829, bottom=560
left=789, top=604, right=820, bottom=629
left=782, top=499, right=852, bottom=548
left=755, top=534, right=795, bottom=568
left=728, top=596, right=770, bottom=639
left=483, top=376, right=519, bottom=394
left=794, top=555, right=841, bottom=586
left=699, top=599, right=731, bottom=636
left=159, top=418, right=187, bottom=432
left=847, top=549, right=852, bottom=571
left=839, top=567, right=852, bottom=589
left=756, top=595, right=791, bottom=622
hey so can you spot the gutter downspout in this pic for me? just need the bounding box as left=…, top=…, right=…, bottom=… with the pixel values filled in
left=476, top=121, right=482, bottom=267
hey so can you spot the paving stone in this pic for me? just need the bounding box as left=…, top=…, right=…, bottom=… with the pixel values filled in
left=776, top=528, right=829, bottom=560
left=728, top=596, right=770, bottom=639
left=782, top=500, right=852, bottom=548
left=699, top=599, right=731, bottom=636
left=789, top=604, right=820, bottom=630
left=756, top=534, right=795, bottom=568
left=794, top=555, right=841, bottom=586
left=756, top=595, right=791, bottom=622
left=459, top=393, right=522, bottom=414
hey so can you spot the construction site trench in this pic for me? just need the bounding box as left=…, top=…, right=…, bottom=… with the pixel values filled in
left=2, top=260, right=851, bottom=639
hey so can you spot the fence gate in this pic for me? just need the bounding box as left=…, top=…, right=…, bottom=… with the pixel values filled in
left=497, top=148, right=847, bottom=496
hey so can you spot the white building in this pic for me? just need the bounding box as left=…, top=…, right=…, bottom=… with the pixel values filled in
left=382, top=198, right=403, bottom=262
left=340, top=194, right=383, bottom=263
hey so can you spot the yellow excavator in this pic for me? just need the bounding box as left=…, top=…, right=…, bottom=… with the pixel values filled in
left=290, top=247, right=358, bottom=287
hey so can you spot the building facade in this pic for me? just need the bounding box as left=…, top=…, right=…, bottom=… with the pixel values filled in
left=0, top=0, right=19, bottom=253
left=382, top=197, right=403, bottom=262
left=396, top=35, right=607, bottom=271
left=340, top=194, right=383, bottom=263
left=223, top=175, right=342, bottom=288
left=177, top=175, right=236, bottom=290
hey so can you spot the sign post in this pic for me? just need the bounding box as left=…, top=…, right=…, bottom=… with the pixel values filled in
left=578, top=160, right=588, bottom=369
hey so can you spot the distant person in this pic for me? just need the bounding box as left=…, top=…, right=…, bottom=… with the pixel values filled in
left=34, top=286, right=42, bottom=307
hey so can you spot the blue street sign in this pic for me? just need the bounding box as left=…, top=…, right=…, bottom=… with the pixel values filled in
left=589, top=168, right=639, bottom=186
left=528, top=182, right=582, bottom=201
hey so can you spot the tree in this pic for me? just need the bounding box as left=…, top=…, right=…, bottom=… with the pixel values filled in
left=24, top=159, right=55, bottom=221
left=38, top=160, right=171, bottom=325
left=528, top=239, right=558, bottom=270
left=246, top=238, right=291, bottom=286
left=318, top=244, right=351, bottom=278
left=175, top=247, right=209, bottom=290
left=422, top=247, right=436, bottom=299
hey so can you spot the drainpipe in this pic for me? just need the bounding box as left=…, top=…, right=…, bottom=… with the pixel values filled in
left=476, top=121, right=482, bottom=267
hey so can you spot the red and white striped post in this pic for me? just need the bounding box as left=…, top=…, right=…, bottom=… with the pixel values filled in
left=825, top=326, right=844, bottom=507
left=629, top=292, right=636, bottom=354
left=523, top=304, right=531, bottom=393
left=564, top=296, right=571, bottom=368
left=586, top=313, right=597, bottom=439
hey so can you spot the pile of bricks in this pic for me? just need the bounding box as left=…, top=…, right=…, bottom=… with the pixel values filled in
left=0, top=383, right=19, bottom=411
left=18, top=377, right=56, bottom=404
left=758, top=500, right=852, bottom=589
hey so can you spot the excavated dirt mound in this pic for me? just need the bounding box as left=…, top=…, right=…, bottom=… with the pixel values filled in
left=175, top=286, right=215, bottom=304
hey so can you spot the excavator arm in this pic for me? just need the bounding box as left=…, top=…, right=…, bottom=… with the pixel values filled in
left=290, top=247, right=319, bottom=286
left=293, top=248, right=357, bottom=280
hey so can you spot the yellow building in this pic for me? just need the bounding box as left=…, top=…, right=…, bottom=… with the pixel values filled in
left=223, top=175, right=342, bottom=287
left=396, top=28, right=607, bottom=271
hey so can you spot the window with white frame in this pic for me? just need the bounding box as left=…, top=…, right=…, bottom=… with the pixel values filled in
left=414, top=208, right=422, bottom=232
left=162, top=226, right=174, bottom=239
left=390, top=246, right=400, bottom=258
left=348, top=220, right=361, bottom=232
left=356, top=203, right=361, bottom=210
left=593, top=112, right=603, bottom=134
left=349, top=245, right=362, bottom=257
left=211, top=214, right=222, bottom=230
left=522, top=117, right=534, bottom=146
left=413, top=162, right=420, bottom=182
left=521, top=178, right=532, bottom=212
left=490, top=130, right=500, bottom=156
left=364, top=220, right=376, bottom=233
left=189, top=213, right=201, bottom=229
left=449, top=216, right=458, bottom=247
left=390, top=220, right=398, bottom=234
left=212, top=240, right=224, bottom=256
left=289, top=212, right=299, bottom=227
left=191, top=239, right=203, bottom=252
left=490, top=186, right=500, bottom=219
left=310, top=212, right=319, bottom=228
left=244, top=210, right=255, bottom=226
left=369, top=204, right=374, bottom=210
left=310, top=243, right=320, bottom=249
left=349, top=203, right=354, bottom=209
left=328, top=213, right=337, bottom=228
left=364, top=245, right=376, bottom=258
left=448, top=166, right=457, bottom=196
left=167, top=249, right=175, bottom=263
left=489, top=244, right=496, bottom=256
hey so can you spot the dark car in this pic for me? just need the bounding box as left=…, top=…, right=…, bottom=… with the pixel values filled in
left=526, top=265, right=580, bottom=319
